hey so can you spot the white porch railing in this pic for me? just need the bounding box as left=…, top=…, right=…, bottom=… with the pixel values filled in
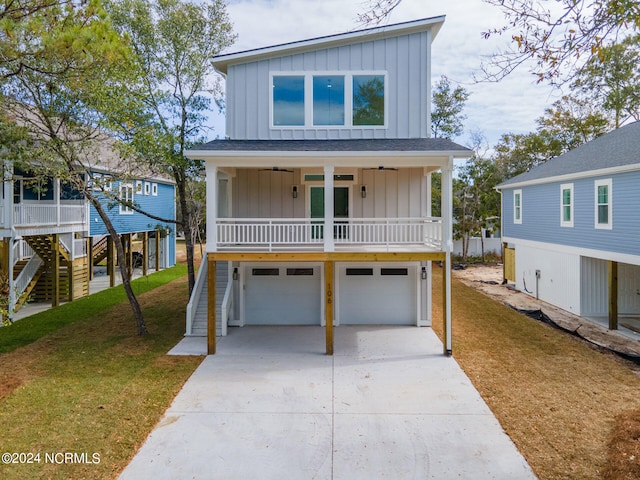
left=12, top=203, right=87, bottom=227
left=216, top=217, right=442, bottom=251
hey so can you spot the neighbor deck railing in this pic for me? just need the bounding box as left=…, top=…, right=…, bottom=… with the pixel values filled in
left=216, top=217, right=442, bottom=251
left=13, top=203, right=87, bottom=227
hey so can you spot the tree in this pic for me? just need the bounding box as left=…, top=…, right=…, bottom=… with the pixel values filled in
left=482, top=0, right=640, bottom=84
left=105, top=0, right=235, bottom=295
left=0, top=0, right=150, bottom=334
left=431, top=75, right=470, bottom=140
left=572, top=34, right=640, bottom=127
left=356, top=0, right=402, bottom=24
left=430, top=76, right=470, bottom=217
left=494, top=95, right=610, bottom=178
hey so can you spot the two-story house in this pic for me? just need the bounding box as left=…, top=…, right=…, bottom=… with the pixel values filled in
left=185, top=17, right=471, bottom=355
left=1, top=146, right=177, bottom=321
left=497, top=121, right=640, bottom=333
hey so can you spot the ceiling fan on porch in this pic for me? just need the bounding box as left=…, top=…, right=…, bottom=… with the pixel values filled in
left=260, top=167, right=294, bottom=173
left=364, top=166, right=398, bottom=171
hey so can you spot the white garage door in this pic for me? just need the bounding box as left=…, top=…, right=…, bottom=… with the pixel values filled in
left=338, top=264, right=417, bottom=325
left=244, top=264, right=321, bottom=325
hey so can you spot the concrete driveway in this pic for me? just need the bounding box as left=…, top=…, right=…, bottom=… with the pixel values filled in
left=119, top=326, right=536, bottom=479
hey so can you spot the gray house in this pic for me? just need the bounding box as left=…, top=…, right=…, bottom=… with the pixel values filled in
left=185, top=17, right=471, bottom=354
left=497, top=121, right=640, bottom=331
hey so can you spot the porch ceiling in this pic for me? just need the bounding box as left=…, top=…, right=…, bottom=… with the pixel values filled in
left=186, top=138, right=471, bottom=168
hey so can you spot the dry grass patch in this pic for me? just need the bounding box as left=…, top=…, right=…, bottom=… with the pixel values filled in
left=433, top=265, right=640, bottom=480
left=0, top=275, right=202, bottom=480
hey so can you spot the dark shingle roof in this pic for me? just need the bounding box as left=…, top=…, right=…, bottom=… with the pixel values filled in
left=189, top=138, right=471, bottom=154
left=498, top=121, right=640, bottom=188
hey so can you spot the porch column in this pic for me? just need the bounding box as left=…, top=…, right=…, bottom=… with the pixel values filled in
left=87, top=238, right=93, bottom=281
left=207, top=255, right=216, bottom=355
left=441, top=159, right=454, bottom=355
left=323, top=165, right=334, bottom=252
left=52, top=234, right=60, bottom=307
left=206, top=164, right=218, bottom=252
left=108, top=235, right=116, bottom=287
left=7, top=238, right=15, bottom=321
left=155, top=230, right=160, bottom=271
left=142, top=231, right=148, bottom=276
left=55, top=178, right=61, bottom=226
left=608, top=260, right=618, bottom=330
left=325, top=260, right=334, bottom=355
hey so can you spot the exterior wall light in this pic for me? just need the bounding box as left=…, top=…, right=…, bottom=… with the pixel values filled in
left=361, top=185, right=367, bottom=198
left=233, top=267, right=238, bottom=280
left=421, top=267, right=427, bottom=280
left=292, top=185, right=298, bottom=198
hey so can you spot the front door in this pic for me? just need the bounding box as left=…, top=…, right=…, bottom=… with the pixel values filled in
left=310, top=186, right=349, bottom=239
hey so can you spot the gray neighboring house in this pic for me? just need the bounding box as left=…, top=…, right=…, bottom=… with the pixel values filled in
left=497, top=121, right=640, bottom=331
left=184, top=16, right=472, bottom=355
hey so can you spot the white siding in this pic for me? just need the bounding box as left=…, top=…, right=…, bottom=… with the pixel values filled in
left=516, top=245, right=581, bottom=314
left=580, top=257, right=608, bottom=317
left=225, top=32, right=430, bottom=140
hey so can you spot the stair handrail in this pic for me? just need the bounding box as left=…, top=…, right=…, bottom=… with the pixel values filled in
left=220, top=266, right=233, bottom=337
left=14, top=254, right=43, bottom=296
left=185, top=257, right=207, bottom=335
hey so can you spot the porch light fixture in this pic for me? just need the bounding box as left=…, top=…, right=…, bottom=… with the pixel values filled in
left=421, top=267, right=427, bottom=280
left=361, top=185, right=367, bottom=198
left=233, top=268, right=238, bottom=281
left=292, top=185, right=298, bottom=198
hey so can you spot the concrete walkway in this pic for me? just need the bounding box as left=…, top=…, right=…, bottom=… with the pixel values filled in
left=120, top=326, right=536, bottom=480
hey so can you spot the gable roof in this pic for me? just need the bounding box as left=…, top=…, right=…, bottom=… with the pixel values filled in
left=212, top=16, right=445, bottom=74
left=497, top=121, right=640, bottom=188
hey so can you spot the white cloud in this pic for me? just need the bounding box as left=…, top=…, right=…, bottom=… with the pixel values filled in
left=210, top=0, right=562, bottom=147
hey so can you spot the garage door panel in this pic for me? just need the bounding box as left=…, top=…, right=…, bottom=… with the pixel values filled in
left=245, top=265, right=321, bottom=325
left=338, top=265, right=417, bottom=325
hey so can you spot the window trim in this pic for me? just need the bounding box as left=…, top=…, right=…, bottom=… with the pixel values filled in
left=560, top=183, right=574, bottom=228
left=513, top=189, right=522, bottom=224
left=119, top=183, right=134, bottom=215
left=594, top=178, right=612, bottom=229
left=270, top=71, right=388, bottom=129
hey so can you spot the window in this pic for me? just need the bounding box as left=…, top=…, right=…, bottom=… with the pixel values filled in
left=595, top=179, right=612, bottom=229
left=252, top=268, right=279, bottom=276
left=144, top=182, right=151, bottom=196
left=151, top=183, right=158, bottom=196
left=272, top=75, right=305, bottom=126
left=313, top=75, right=345, bottom=126
left=560, top=183, right=574, bottom=227
left=353, top=75, right=385, bottom=126
left=513, top=190, right=522, bottom=224
left=135, top=180, right=143, bottom=194
left=381, top=268, right=408, bottom=276
left=119, top=183, right=134, bottom=214
left=346, top=268, right=373, bottom=276
left=271, top=72, right=386, bottom=128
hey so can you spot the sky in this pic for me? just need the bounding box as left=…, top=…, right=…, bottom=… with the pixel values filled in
left=210, top=0, right=565, bottom=149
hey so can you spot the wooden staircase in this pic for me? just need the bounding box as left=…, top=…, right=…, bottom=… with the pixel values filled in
left=190, top=261, right=229, bottom=337
left=24, top=235, right=70, bottom=264
left=92, top=236, right=109, bottom=265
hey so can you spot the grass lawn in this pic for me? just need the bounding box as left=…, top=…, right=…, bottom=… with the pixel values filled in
left=2, top=260, right=639, bottom=479
left=432, top=265, right=640, bottom=480
left=0, top=266, right=203, bottom=479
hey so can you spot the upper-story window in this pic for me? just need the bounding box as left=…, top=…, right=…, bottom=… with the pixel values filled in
left=119, top=183, right=134, bottom=215
left=560, top=183, right=574, bottom=227
left=271, top=72, right=386, bottom=128
left=594, top=178, right=612, bottom=229
left=513, top=189, right=522, bottom=224
left=272, top=75, right=305, bottom=126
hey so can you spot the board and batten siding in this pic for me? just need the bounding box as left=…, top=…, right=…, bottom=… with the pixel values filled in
left=225, top=31, right=430, bottom=140
left=502, top=170, right=640, bottom=258
left=232, top=168, right=428, bottom=219
left=581, top=258, right=640, bottom=316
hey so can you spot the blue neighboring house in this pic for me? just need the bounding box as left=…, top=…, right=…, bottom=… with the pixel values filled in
left=1, top=151, right=176, bottom=319
left=497, top=121, right=640, bottom=331
left=88, top=168, right=176, bottom=278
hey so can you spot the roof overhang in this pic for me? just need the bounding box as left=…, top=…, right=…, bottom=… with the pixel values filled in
left=496, top=162, right=640, bottom=190
left=213, top=16, right=445, bottom=74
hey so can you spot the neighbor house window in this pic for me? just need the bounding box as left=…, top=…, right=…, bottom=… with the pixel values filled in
left=313, top=75, right=345, bottom=126
left=560, top=183, right=574, bottom=227
left=135, top=180, right=143, bottom=194
left=513, top=189, right=522, bottom=224
left=594, top=179, right=612, bottom=229
left=353, top=75, right=385, bottom=126
left=119, top=183, right=134, bottom=214
left=144, top=182, right=151, bottom=195
left=272, top=75, right=305, bottom=126
left=151, top=183, right=158, bottom=196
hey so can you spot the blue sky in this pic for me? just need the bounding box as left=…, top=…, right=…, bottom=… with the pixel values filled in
left=210, top=0, right=564, bottom=149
